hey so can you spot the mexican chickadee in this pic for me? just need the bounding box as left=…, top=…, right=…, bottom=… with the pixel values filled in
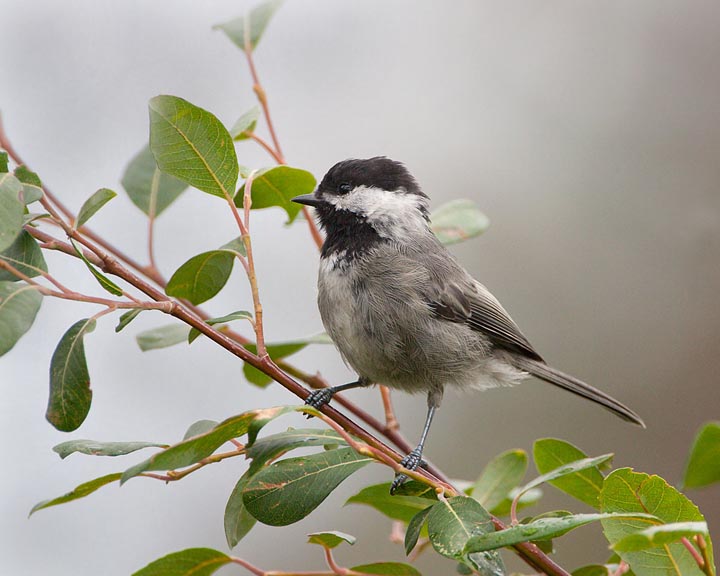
left=293, top=157, right=644, bottom=493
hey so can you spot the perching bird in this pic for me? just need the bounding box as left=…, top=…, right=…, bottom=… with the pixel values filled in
left=292, top=157, right=644, bottom=493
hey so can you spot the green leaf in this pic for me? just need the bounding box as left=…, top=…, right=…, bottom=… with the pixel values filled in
left=115, top=308, right=143, bottom=333
left=75, top=188, right=116, bottom=228
left=149, top=95, right=239, bottom=199
left=218, top=236, right=247, bottom=257
left=307, top=531, right=356, bottom=549
left=53, top=439, right=167, bottom=459
left=69, top=238, right=124, bottom=296
left=247, top=428, right=346, bottom=474
left=132, top=548, right=231, bottom=576
left=346, top=482, right=437, bottom=523
left=613, top=522, right=709, bottom=552
left=213, top=0, right=284, bottom=52
left=0, top=230, right=48, bottom=281
left=188, top=310, right=253, bottom=343
left=350, top=563, right=422, bottom=576
left=235, top=165, right=316, bottom=224
left=183, top=419, right=219, bottom=440
left=29, top=473, right=121, bottom=515
left=242, top=333, right=333, bottom=387
left=600, top=468, right=715, bottom=576
left=683, top=421, right=720, bottom=489
left=121, top=144, right=187, bottom=217
left=224, top=471, right=257, bottom=548
left=0, top=172, right=25, bottom=252
left=121, top=406, right=294, bottom=483
left=243, top=447, right=372, bottom=526
left=465, top=512, right=657, bottom=554
left=427, top=496, right=504, bottom=574
left=470, top=449, right=527, bottom=511
left=430, top=199, right=490, bottom=245
left=14, top=165, right=43, bottom=204
left=136, top=324, right=190, bottom=351
left=0, top=281, right=42, bottom=356
left=405, top=505, right=434, bottom=555
left=0, top=151, right=7, bottom=172
left=428, top=496, right=494, bottom=558
left=165, top=250, right=235, bottom=305
left=230, top=106, right=261, bottom=140
left=488, top=487, right=542, bottom=517
left=46, top=318, right=96, bottom=432
left=533, top=438, right=610, bottom=508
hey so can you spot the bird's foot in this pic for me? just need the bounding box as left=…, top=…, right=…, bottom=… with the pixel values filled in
left=304, top=388, right=335, bottom=418
left=390, top=447, right=427, bottom=494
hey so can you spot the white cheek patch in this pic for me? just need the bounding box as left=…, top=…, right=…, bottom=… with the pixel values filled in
left=326, top=186, right=429, bottom=241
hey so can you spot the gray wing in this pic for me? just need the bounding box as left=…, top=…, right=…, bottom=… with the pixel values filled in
left=428, top=273, right=543, bottom=362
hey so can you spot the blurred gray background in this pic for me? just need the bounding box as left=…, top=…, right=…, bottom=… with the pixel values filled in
left=1, top=1, right=719, bottom=574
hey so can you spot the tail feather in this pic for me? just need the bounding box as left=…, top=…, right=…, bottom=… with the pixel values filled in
left=511, top=356, right=645, bottom=428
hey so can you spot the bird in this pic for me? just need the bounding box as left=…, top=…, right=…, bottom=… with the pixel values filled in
left=292, top=157, right=644, bottom=493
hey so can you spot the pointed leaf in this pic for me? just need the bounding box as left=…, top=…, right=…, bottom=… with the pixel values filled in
left=165, top=250, right=235, bottom=305
left=218, top=236, right=247, bottom=257
left=350, top=563, right=422, bottom=576
left=470, top=449, right=527, bottom=511
left=214, top=0, right=284, bottom=52
left=183, top=419, right=219, bottom=440
left=121, top=406, right=295, bottom=483
left=243, top=448, right=372, bottom=526
left=600, top=468, right=715, bottom=576
left=115, top=308, right=143, bottom=332
left=683, top=421, right=720, bottom=489
left=533, top=438, right=611, bottom=507
left=0, top=172, right=24, bottom=251
left=427, top=496, right=504, bottom=574
left=149, top=95, right=239, bottom=199
left=46, top=318, right=96, bottom=432
left=347, top=482, right=437, bottom=523
left=428, top=496, right=494, bottom=558
left=613, top=522, right=709, bottom=552
left=465, top=512, right=657, bottom=553
left=121, top=145, right=187, bottom=217
left=75, top=188, right=116, bottom=228
left=0, top=230, right=48, bottom=281
left=30, top=473, right=121, bottom=515
left=188, top=310, right=253, bottom=343
left=242, top=333, right=332, bottom=387
left=53, top=440, right=167, bottom=459
left=235, top=165, right=315, bottom=223
left=132, top=548, right=231, bottom=576
left=230, top=106, right=261, bottom=140
left=136, top=324, right=190, bottom=351
left=14, top=165, right=43, bottom=204
left=431, top=199, right=490, bottom=245
left=307, top=531, right=356, bottom=549
left=405, top=505, right=434, bottom=555
left=224, top=471, right=257, bottom=548
left=247, top=428, right=346, bottom=474
left=0, top=281, right=42, bottom=356
left=70, top=238, right=124, bottom=296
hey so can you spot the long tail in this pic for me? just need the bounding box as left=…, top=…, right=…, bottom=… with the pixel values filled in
left=510, top=356, right=645, bottom=428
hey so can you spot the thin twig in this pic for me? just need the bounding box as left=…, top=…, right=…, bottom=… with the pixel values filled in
left=380, top=386, right=399, bottom=431
left=248, top=132, right=283, bottom=164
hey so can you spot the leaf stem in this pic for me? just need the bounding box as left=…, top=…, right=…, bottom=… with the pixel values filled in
left=682, top=537, right=706, bottom=571
left=380, top=386, right=399, bottom=431
left=248, top=132, right=283, bottom=164
left=322, top=548, right=348, bottom=576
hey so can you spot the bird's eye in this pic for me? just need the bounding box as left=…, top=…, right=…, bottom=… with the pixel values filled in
left=337, top=182, right=352, bottom=194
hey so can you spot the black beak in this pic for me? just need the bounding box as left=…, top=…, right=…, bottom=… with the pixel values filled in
left=292, top=193, right=324, bottom=207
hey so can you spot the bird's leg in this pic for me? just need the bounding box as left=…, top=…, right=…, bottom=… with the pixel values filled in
left=390, top=389, right=442, bottom=494
left=305, top=377, right=371, bottom=412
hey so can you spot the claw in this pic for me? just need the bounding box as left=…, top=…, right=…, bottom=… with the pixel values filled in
left=390, top=447, right=425, bottom=494
left=304, top=388, right=335, bottom=418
